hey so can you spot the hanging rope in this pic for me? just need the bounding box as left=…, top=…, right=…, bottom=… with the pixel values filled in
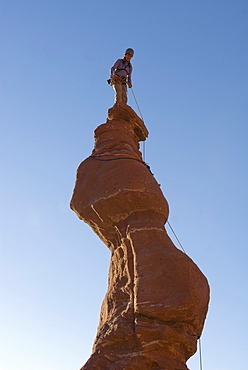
left=199, top=337, right=203, bottom=370
left=89, top=154, right=152, bottom=173
left=130, top=87, right=144, bottom=120
left=130, top=87, right=146, bottom=161
left=167, top=221, right=186, bottom=254
left=167, top=220, right=205, bottom=370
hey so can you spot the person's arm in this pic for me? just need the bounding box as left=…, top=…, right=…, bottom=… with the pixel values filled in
left=127, top=64, right=132, bottom=87
left=110, top=59, right=121, bottom=78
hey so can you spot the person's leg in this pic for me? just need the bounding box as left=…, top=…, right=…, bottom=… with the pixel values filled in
left=113, top=83, right=123, bottom=103
left=122, top=83, right=127, bottom=104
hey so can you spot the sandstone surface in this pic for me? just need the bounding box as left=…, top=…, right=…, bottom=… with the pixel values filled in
left=70, top=102, right=210, bottom=370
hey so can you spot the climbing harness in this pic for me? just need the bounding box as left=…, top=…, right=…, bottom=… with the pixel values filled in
left=108, top=59, right=132, bottom=85
left=112, top=74, right=127, bottom=85
left=115, top=59, right=132, bottom=75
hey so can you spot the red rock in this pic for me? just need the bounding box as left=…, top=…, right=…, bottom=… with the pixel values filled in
left=70, top=102, right=210, bottom=369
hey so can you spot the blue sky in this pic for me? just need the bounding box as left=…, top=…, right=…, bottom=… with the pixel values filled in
left=1, top=1, right=248, bottom=369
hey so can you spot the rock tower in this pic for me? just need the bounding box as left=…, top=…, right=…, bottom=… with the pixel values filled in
left=70, top=103, right=210, bottom=370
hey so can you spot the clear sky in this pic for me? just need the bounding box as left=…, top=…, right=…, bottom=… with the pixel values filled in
left=1, top=1, right=248, bottom=369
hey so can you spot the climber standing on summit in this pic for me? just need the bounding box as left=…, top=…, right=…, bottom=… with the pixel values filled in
left=110, top=48, right=134, bottom=104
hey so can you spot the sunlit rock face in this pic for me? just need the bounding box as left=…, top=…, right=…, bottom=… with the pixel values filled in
left=70, top=103, right=210, bottom=370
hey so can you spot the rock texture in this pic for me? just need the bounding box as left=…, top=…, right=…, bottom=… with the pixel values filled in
left=70, top=103, right=210, bottom=370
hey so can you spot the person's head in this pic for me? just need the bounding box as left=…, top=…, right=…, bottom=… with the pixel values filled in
left=124, top=48, right=134, bottom=61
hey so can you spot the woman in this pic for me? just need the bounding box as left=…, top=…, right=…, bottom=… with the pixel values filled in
left=110, top=48, right=134, bottom=104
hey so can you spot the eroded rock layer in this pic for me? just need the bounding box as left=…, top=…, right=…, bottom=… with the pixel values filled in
left=70, top=103, right=210, bottom=370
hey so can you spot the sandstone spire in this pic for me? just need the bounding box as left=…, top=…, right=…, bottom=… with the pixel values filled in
left=70, top=103, right=210, bottom=370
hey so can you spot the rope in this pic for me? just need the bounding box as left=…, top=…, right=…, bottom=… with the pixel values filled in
left=167, top=221, right=186, bottom=254
left=166, top=221, right=204, bottom=370
left=90, top=156, right=141, bottom=163
left=130, top=87, right=146, bottom=161
left=89, top=154, right=152, bottom=173
left=91, top=152, right=142, bottom=161
left=199, top=337, right=203, bottom=370
left=130, top=88, right=144, bottom=121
